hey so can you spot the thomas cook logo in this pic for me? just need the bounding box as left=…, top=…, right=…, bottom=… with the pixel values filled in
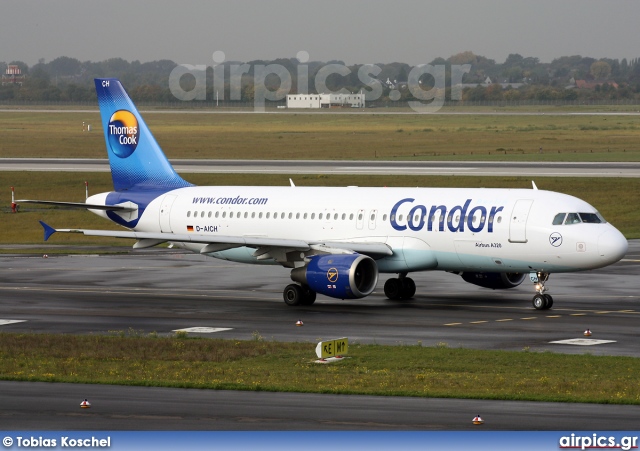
left=108, top=110, right=139, bottom=158
left=549, top=232, right=563, bottom=247
left=327, top=268, right=338, bottom=283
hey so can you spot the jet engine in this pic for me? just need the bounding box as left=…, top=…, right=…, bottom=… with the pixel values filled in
left=291, top=254, right=378, bottom=299
left=460, top=272, right=526, bottom=289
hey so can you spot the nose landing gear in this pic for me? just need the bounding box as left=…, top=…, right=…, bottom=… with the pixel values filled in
left=531, top=272, right=553, bottom=310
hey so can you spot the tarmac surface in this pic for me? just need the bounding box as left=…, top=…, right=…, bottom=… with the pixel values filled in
left=2, top=158, right=640, bottom=177
left=0, top=241, right=639, bottom=430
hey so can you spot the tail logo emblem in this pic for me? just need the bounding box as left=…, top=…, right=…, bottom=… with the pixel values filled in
left=107, top=110, right=140, bottom=158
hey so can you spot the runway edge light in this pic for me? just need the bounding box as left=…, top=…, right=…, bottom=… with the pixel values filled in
left=472, top=415, right=484, bottom=425
left=80, top=399, right=91, bottom=408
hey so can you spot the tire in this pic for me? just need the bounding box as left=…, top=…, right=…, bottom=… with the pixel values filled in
left=401, top=277, right=416, bottom=299
left=543, top=294, right=554, bottom=309
left=532, top=294, right=546, bottom=310
left=283, top=284, right=304, bottom=306
left=384, top=278, right=402, bottom=300
left=301, top=286, right=317, bottom=305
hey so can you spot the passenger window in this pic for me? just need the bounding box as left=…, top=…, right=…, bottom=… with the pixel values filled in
left=304, top=213, right=308, bottom=219
left=229, top=212, right=233, bottom=218
left=319, top=213, right=323, bottom=220
left=288, top=213, right=292, bottom=219
left=383, top=214, right=387, bottom=221
left=342, top=213, right=346, bottom=220
left=350, top=214, right=354, bottom=220
left=187, top=211, right=191, bottom=218
left=208, top=211, right=211, bottom=218
left=565, top=213, right=581, bottom=225
left=215, top=211, right=219, bottom=218
left=334, top=213, right=338, bottom=220
left=251, top=212, right=255, bottom=218
left=359, top=213, right=364, bottom=220
left=296, top=213, right=300, bottom=219
left=244, top=212, right=248, bottom=218
left=222, top=212, right=226, bottom=218
left=259, top=212, right=263, bottom=219
left=266, top=213, right=270, bottom=219
left=552, top=213, right=566, bottom=225
left=311, top=213, right=315, bottom=219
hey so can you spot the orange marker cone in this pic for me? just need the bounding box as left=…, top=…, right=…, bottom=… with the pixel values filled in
left=472, top=415, right=484, bottom=425
left=80, top=399, right=91, bottom=408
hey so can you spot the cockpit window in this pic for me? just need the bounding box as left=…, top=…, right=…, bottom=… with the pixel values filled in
left=564, top=213, right=581, bottom=225
left=553, top=212, right=606, bottom=226
left=579, top=212, right=605, bottom=224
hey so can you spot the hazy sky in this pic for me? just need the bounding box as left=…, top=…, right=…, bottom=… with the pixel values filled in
left=2, top=0, right=639, bottom=66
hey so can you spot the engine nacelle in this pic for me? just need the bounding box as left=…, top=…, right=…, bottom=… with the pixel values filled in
left=291, top=254, right=379, bottom=299
left=461, top=272, right=526, bottom=290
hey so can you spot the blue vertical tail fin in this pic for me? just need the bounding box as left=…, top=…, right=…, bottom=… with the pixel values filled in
left=94, top=78, right=192, bottom=192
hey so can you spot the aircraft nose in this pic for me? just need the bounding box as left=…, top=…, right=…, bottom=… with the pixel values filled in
left=598, top=228, right=628, bottom=264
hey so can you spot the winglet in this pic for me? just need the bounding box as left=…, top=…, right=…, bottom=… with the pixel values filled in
left=39, top=221, right=57, bottom=241
left=532, top=181, right=538, bottom=190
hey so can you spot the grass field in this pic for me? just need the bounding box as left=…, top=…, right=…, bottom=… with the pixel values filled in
left=1, top=332, right=639, bottom=404
left=1, top=111, right=639, bottom=161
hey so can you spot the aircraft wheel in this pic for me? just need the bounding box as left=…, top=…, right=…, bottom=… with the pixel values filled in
left=283, top=284, right=304, bottom=306
left=301, top=286, right=317, bottom=305
left=532, top=294, right=546, bottom=310
left=543, top=294, right=554, bottom=309
left=401, top=277, right=416, bottom=299
left=384, top=278, right=402, bottom=300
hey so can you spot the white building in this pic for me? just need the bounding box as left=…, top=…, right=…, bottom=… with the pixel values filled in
left=287, top=93, right=365, bottom=109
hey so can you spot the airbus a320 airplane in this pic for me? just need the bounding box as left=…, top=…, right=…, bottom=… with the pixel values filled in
left=23, top=79, right=628, bottom=310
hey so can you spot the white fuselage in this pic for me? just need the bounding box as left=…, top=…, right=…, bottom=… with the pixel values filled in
left=88, top=185, right=628, bottom=275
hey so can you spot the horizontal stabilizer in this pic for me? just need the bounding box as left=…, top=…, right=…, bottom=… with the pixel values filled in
left=17, top=200, right=136, bottom=212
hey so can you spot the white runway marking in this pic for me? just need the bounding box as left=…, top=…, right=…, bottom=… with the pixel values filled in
left=0, top=320, right=26, bottom=326
left=549, top=338, right=616, bottom=346
left=172, top=327, right=233, bottom=333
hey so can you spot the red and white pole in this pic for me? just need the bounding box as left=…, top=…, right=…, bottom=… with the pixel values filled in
left=10, top=186, right=18, bottom=213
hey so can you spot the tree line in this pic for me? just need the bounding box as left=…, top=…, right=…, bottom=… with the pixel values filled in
left=2, top=52, right=640, bottom=104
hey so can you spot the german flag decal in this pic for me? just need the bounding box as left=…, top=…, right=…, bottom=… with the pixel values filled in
left=187, top=225, right=194, bottom=232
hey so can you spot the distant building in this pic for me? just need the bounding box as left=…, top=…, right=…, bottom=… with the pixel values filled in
left=457, top=77, right=524, bottom=90
left=2, top=65, right=26, bottom=86
left=287, top=93, right=365, bottom=108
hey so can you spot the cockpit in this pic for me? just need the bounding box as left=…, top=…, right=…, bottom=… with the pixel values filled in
left=552, top=212, right=606, bottom=225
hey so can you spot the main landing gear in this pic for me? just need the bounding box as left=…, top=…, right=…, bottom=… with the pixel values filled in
left=384, top=273, right=416, bottom=300
left=283, top=284, right=316, bottom=306
left=531, top=272, right=553, bottom=310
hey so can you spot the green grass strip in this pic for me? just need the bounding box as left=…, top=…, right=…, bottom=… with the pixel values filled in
left=1, top=332, right=639, bottom=405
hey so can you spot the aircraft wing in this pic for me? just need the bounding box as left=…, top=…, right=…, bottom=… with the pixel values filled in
left=39, top=222, right=393, bottom=258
